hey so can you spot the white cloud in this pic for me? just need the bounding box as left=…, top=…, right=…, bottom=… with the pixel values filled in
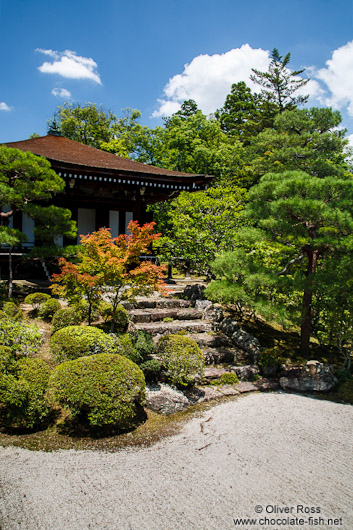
left=52, top=87, right=71, bottom=98
left=36, top=49, right=102, bottom=85
left=314, top=41, right=353, bottom=116
left=153, top=44, right=271, bottom=117
left=0, top=102, right=12, bottom=111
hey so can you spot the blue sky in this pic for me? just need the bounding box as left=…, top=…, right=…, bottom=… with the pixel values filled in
left=1, top=0, right=353, bottom=143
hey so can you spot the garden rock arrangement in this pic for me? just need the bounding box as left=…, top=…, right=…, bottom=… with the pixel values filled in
left=279, top=361, right=337, bottom=392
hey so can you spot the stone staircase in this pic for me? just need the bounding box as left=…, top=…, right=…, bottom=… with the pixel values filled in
left=123, top=290, right=249, bottom=366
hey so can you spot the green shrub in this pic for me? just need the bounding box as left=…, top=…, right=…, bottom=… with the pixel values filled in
left=130, top=330, right=156, bottom=361
left=2, top=301, right=23, bottom=321
left=100, top=303, right=129, bottom=332
left=38, top=298, right=61, bottom=321
left=51, top=307, right=82, bottom=333
left=0, top=357, right=51, bottom=430
left=140, top=359, right=161, bottom=382
left=334, top=380, right=353, bottom=404
left=0, top=318, right=43, bottom=356
left=70, top=299, right=99, bottom=322
left=113, top=333, right=141, bottom=364
left=24, top=292, right=51, bottom=311
left=49, top=325, right=119, bottom=362
left=158, top=334, right=205, bottom=387
left=48, top=353, right=145, bottom=428
left=220, top=372, right=239, bottom=385
left=258, top=348, right=286, bottom=367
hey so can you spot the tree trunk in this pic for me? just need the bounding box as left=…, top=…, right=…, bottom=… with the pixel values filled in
left=8, top=246, right=13, bottom=299
left=300, top=249, right=319, bottom=356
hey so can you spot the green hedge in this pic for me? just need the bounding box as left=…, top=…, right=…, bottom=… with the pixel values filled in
left=158, top=334, right=205, bottom=387
left=0, top=356, right=51, bottom=430
left=49, top=325, right=119, bottom=362
left=49, top=353, right=145, bottom=428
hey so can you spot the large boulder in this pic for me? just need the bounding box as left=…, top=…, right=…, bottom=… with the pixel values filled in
left=218, top=317, right=240, bottom=336
left=231, top=329, right=260, bottom=364
left=183, top=284, right=206, bottom=300
left=145, top=384, right=190, bottom=414
left=230, top=364, right=260, bottom=381
left=279, top=361, right=337, bottom=392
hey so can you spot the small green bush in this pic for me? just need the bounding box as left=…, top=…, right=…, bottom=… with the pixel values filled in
left=258, top=348, right=286, bottom=367
left=0, top=357, right=51, bottom=430
left=100, top=303, right=129, bottom=332
left=114, top=333, right=141, bottom=364
left=38, top=298, right=61, bottom=321
left=220, top=372, right=239, bottom=385
left=70, top=299, right=99, bottom=322
left=48, top=353, right=145, bottom=428
left=51, top=307, right=82, bottom=333
left=2, top=301, right=23, bottom=321
left=158, top=334, right=205, bottom=387
left=0, top=318, right=43, bottom=357
left=130, top=330, right=156, bottom=361
left=49, top=325, right=119, bottom=362
left=24, top=292, right=51, bottom=311
left=140, top=359, right=161, bottom=382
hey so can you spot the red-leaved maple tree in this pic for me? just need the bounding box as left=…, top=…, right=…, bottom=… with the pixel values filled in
left=51, top=221, right=167, bottom=327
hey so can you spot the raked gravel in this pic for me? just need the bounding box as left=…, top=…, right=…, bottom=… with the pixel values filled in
left=0, top=392, right=352, bottom=530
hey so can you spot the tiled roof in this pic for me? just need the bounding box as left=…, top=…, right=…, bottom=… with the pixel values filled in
left=4, top=135, right=210, bottom=180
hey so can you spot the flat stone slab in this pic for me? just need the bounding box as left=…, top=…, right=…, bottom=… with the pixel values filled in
left=135, top=320, right=212, bottom=335
left=203, top=367, right=229, bottom=381
left=235, top=381, right=259, bottom=393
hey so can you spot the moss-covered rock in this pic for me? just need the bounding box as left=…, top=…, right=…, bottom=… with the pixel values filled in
left=48, top=353, right=145, bottom=429
left=49, top=325, right=119, bottom=362
left=0, top=356, right=51, bottom=430
left=158, top=334, right=205, bottom=387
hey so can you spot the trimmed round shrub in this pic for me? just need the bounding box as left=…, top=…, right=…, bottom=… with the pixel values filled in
left=24, top=292, right=51, bottom=311
left=49, top=325, right=119, bottom=362
left=158, top=334, right=205, bottom=387
left=0, top=318, right=43, bottom=357
left=2, top=301, right=23, bottom=321
left=38, top=298, right=61, bottom=321
left=0, top=357, right=51, bottom=430
left=114, top=333, right=141, bottom=364
left=51, top=307, right=82, bottom=333
left=48, top=353, right=145, bottom=428
left=220, top=372, right=239, bottom=385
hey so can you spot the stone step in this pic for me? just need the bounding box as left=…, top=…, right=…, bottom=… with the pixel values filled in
left=123, top=298, right=194, bottom=310
left=134, top=319, right=212, bottom=336
left=130, top=308, right=203, bottom=323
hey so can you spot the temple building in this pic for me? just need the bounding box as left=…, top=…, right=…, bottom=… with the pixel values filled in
left=3, top=133, right=213, bottom=247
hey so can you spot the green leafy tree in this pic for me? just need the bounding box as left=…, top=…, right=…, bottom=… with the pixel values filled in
left=207, top=170, right=353, bottom=356
left=154, top=186, right=247, bottom=278
left=215, top=82, right=261, bottom=142
left=53, top=102, right=117, bottom=148
left=51, top=222, right=167, bottom=329
left=250, top=48, right=310, bottom=115
left=247, top=107, right=350, bottom=186
left=0, top=146, right=74, bottom=296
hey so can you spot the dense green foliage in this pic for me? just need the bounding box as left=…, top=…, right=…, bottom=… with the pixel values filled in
left=24, top=292, right=51, bottom=310
left=153, top=185, right=247, bottom=277
left=51, top=307, right=83, bottom=333
left=0, top=355, right=51, bottom=430
left=49, top=326, right=119, bottom=363
left=100, top=303, right=129, bottom=332
left=158, top=334, right=205, bottom=387
left=48, top=353, right=145, bottom=428
left=1, top=301, right=23, bottom=321
left=0, top=318, right=43, bottom=356
left=38, top=298, right=61, bottom=321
